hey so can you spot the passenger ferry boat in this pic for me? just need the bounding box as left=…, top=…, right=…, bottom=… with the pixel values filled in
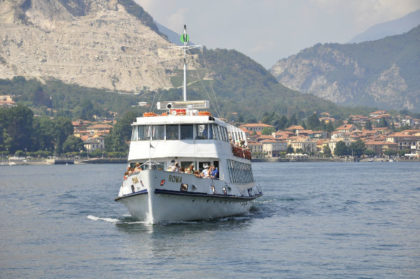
left=115, top=26, right=262, bottom=224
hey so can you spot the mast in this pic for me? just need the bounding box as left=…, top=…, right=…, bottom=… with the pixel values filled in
left=181, top=24, right=189, bottom=101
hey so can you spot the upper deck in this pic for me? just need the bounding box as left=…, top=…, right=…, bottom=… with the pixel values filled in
left=127, top=109, right=249, bottom=162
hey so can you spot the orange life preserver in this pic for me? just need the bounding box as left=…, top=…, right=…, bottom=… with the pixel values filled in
left=143, top=112, right=157, bottom=117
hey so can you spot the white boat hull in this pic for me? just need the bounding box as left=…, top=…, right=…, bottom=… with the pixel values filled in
left=116, top=169, right=261, bottom=224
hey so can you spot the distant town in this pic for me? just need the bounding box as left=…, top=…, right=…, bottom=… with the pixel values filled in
left=1, top=94, right=420, bottom=163
left=241, top=111, right=419, bottom=161
left=61, top=109, right=420, bottom=161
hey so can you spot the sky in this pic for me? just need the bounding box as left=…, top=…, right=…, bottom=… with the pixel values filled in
left=135, top=0, right=420, bottom=68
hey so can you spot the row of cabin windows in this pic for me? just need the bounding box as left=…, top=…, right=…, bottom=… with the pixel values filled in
left=227, top=159, right=254, bottom=184
left=131, top=124, right=229, bottom=142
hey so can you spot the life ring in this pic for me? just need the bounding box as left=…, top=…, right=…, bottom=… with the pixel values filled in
left=143, top=112, right=157, bottom=117
left=198, top=111, right=211, bottom=116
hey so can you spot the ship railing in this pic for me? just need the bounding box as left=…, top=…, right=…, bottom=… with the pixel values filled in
left=231, top=144, right=252, bottom=160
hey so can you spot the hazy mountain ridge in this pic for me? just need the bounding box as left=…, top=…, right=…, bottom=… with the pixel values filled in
left=270, top=26, right=420, bottom=112
left=350, top=9, right=420, bottom=43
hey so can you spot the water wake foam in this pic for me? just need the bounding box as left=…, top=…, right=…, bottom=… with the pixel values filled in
left=87, top=215, right=120, bottom=223
left=87, top=215, right=149, bottom=225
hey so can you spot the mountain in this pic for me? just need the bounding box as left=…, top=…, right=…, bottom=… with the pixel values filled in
left=0, top=0, right=342, bottom=121
left=270, top=26, right=420, bottom=112
left=350, top=9, right=420, bottom=43
left=155, top=22, right=183, bottom=46
left=0, top=0, right=194, bottom=92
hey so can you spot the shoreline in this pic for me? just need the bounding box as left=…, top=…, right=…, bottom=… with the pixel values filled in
left=1, top=157, right=419, bottom=166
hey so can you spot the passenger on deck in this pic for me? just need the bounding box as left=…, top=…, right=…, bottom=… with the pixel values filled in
left=201, top=164, right=209, bottom=178
left=210, top=166, right=219, bottom=179
left=134, top=163, right=142, bottom=173
left=167, top=160, right=176, bottom=171
left=174, top=162, right=180, bottom=172
left=185, top=163, right=194, bottom=174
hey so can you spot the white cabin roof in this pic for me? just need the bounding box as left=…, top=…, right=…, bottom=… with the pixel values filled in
left=133, top=115, right=226, bottom=126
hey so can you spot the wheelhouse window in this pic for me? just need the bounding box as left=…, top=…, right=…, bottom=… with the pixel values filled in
left=195, top=124, right=209, bottom=139
left=166, top=125, right=179, bottom=140
left=208, top=124, right=213, bottom=139
left=213, top=124, right=220, bottom=140
left=152, top=125, right=164, bottom=140
left=131, top=126, right=139, bottom=141
left=181, top=124, right=193, bottom=140
left=132, top=125, right=151, bottom=140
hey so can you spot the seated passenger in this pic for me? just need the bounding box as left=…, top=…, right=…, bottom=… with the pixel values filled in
left=167, top=160, right=176, bottom=171
left=210, top=166, right=219, bottom=179
left=185, top=163, right=194, bottom=174
left=134, top=163, right=142, bottom=173
left=201, top=164, right=210, bottom=178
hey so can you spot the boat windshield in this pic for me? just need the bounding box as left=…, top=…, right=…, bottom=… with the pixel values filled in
left=131, top=124, right=228, bottom=142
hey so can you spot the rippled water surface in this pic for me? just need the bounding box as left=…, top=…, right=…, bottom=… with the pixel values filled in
left=1, top=162, right=419, bottom=278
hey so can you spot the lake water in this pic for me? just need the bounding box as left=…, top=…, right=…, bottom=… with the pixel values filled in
left=0, top=162, right=419, bottom=278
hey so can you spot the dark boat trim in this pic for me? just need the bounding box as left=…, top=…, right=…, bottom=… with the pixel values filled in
left=154, top=189, right=262, bottom=201
left=115, top=189, right=148, bottom=201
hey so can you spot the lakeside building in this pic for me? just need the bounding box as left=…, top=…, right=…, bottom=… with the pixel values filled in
left=336, top=124, right=356, bottom=134
left=72, top=119, right=112, bottom=153
left=239, top=123, right=274, bottom=133
left=0, top=95, right=15, bottom=107
left=288, top=137, right=317, bottom=154
left=365, top=141, right=398, bottom=156
left=328, top=138, right=351, bottom=155
left=285, top=125, right=305, bottom=135
left=260, top=139, right=287, bottom=158
left=248, top=141, right=263, bottom=159
left=83, top=136, right=105, bottom=152
left=386, top=131, right=420, bottom=155
left=237, top=112, right=419, bottom=159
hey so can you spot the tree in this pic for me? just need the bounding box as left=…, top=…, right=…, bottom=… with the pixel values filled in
left=323, top=145, right=332, bottom=157
left=275, top=115, right=288, bottom=130
left=349, top=139, right=366, bottom=158
left=286, top=145, right=294, bottom=154
left=384, top=149, right=397, bottom=157
left=288, top=114, right=298, bottom=126
left=378, top=117, right=388, bottom=128
left=105, top=111, right=138, bottom=152
left=54, top=117, right=74, bottom=154
left=32, top=116, right=56, bottom=152
left=365, top=120, right=372, bottom=130
left=307, top=113, right=321, bottom=130
left=62, top=136, right=85, bottom=153
left=334, top=141, right=348, bottom=157
left=364, top=149, right=375, bottom=157
left=261, top=127, right=275, bottom=135
left=325, top=121, right=334, bottom=132
left=1, top=105, right=34, bottom=153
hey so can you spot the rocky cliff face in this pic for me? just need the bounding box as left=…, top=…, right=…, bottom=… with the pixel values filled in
left=270, top=26, right=420, bottom=112
left=0, top=0, right=195, bottom=92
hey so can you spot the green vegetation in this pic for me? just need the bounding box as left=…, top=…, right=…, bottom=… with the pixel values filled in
left=323, top=145, right=332, bottom=157
left=0, top=105, right=79, bottom=155
left=334, top=140, right=366, bottom=158
left=105, top=111, right=139, bottom=153
left=0, top=77, right=143, bottom=119
left=261, top=127, right=275, bottom=135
